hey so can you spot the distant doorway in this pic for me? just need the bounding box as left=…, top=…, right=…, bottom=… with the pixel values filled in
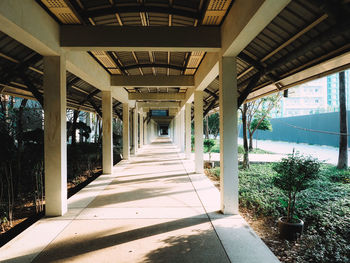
left=160, top=125, right=169, bottom=135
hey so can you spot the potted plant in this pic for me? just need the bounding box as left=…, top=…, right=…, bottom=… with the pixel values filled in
left=272, top=151, right=320, bottom=241
left=204, top=139, right=215, bottom=169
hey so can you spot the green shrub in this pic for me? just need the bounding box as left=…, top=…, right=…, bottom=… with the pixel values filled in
left=204, top=139, right=215, bottom=152
left=272, top=153, right=320, bottom=222
left=238, top=145, right=245, bottom=154
left=211, top=163, right=350, bottom=262
left=211, top=143, right=220, bottom=153
left=324, top=165, right=350, bottom=184
left=207, top=167, right=220, bottom=178
left=191, top=135, right=195, bottom=152
left=240, top=163, right=349, bottom=262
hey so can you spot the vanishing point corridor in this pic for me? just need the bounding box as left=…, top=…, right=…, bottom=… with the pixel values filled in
left=1, top=138, right=277, bottom=263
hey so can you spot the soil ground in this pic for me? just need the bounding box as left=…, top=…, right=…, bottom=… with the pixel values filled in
left=0, top=167, right=102, bottom=245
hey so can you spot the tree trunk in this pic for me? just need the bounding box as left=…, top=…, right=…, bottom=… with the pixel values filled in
left=242, top=104, right=249, bottom=168
left=16, top=98, right=27, bottom=196
left=337, top=71, right=348, bottom=169
left=71, top=110, right=79, bottom=146
left=248, top=132, right=253, bottom=151
left=204, top=115, right=209, bottom=139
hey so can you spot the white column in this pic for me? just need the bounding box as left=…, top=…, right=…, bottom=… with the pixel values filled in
left=173, top=115, right=177, bottom=144
left=194, top=91, right=204, bottom=173
left=180, top=107, right=185, bottom=152
left=139, top=108, right=144, bottom=148
left=102, top=91, right=113, bottom=174
left=122, top=103, right=130, bottom=160
left=176, top=113, right=181, bottom=147
left=219, top=56, right=239, bottom=215
left=144, top=114, right=148, bottom=145
left=133, top=105, right=138, bottom=154
left=44, top=56, right=67, bottom=216
left=150, top=120, right=153, bottom=141
left=185, top=103, right=191, bottom=159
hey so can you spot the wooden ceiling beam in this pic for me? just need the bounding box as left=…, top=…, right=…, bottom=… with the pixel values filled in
left=111, top=75, right=194, bottom=87
left=237, top=14, right=329, bottom=80
left=60, top=26, right=221, bottom=51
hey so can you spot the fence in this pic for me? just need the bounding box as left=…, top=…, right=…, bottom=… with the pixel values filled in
left=239, top=111, right=350, bottom=147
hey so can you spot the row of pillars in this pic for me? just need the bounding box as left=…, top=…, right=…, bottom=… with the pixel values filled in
left=122, top=102, right=158, bottom=160
left=44, top=55, right=115, bottom=216
left=169, top=57, right=239, bottom=215
left=44, top=55, right=238, bottom=216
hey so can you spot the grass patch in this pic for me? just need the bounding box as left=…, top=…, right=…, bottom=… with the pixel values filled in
left=249, top=148, right=274, bottom=154
left=207, top=163, right=350, bottom=263
left=203, top=139, right=273, bottom=154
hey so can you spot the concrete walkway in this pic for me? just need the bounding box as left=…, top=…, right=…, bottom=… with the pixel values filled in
left=1, top=137, right=279, bottom=263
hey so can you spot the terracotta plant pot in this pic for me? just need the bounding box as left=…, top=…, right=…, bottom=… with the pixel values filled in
left=278, top=217, right=304, bottom=241
left=204, top=161, right=214, bottom=169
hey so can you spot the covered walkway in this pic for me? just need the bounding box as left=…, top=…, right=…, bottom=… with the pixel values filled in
left=0, top=138, right=278, bottom=263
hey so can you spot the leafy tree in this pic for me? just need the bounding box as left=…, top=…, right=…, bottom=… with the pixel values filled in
left=204, top=139, right=215, bottom=162
left=272, top=152, right=320, bottom=222
left=250, top=116, right=272, bottom=132
left=250, top=116, right=272, bottom=148
left=208, top=113, right=219, bottom=139
left=241, top=103, right=249, bottom=169
left=246, top=93, right=281, bottom=151
left=203, top=113, right=219, bottom=140
left=240, top=93, right=281, bottom=168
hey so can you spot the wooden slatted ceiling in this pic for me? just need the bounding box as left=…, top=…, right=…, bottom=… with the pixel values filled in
left=41, top=1, right=123, bottom=74
left=41, top=0, right=80, bottom=24
left=40, top=0, right=233, bottom=79
left=90, top=51, right=121, bottom=74
left=203, top=0, right=231, bottom=24
left=184, top=0, right=232, bottom=75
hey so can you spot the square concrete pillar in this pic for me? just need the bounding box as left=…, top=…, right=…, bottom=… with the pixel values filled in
left=173, top=115, right=177, bottom=144
left=44, top=56, right=67, bottom=216
left=219, top=56, right=239, bottom=215
left=185, top=103, right=191, bottom=159
left=180, top=107, right=185, bottom=152
left=144, top=114, right=148, bottom=145
left=133, top=105, right=138, bottom=154
left=194, top=90, right=204, bottom=173
left=139, top=108, right=144, bottom=148
left=176, top=113, right=181, bottom=147
left=102, top=91, right=113, bottom=174
left=122, top=103, right=130, bottom=160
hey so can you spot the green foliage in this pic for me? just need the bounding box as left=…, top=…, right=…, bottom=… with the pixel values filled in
left=238, top=145, right=245, bottom=154
left=67, top=143, right=102, bottom=181
left=236, top=163, right=349, bottom=263
left=0, top=210, right=9, bottom=232
left=272, top=153, right=321, bottom=193
left=204, top=139, right=215, bottom=152
left=204, top=139, right=216, bottom=162
left=324, top=165, right=350, bottom=184
left=203, top=142, right=268, bottom=155
left=207, top=113, right=220, bottom=139
left=272, top=152, right=320, bottom=222
left=191, top=135, right=195, bottom=151
left=207, top=167, right=220, bottom=178
left=239, top=164, right=286, bottom=217
left=250, top=117, right=272, bottom=132
left=67, top=121, right=91, bottom=140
